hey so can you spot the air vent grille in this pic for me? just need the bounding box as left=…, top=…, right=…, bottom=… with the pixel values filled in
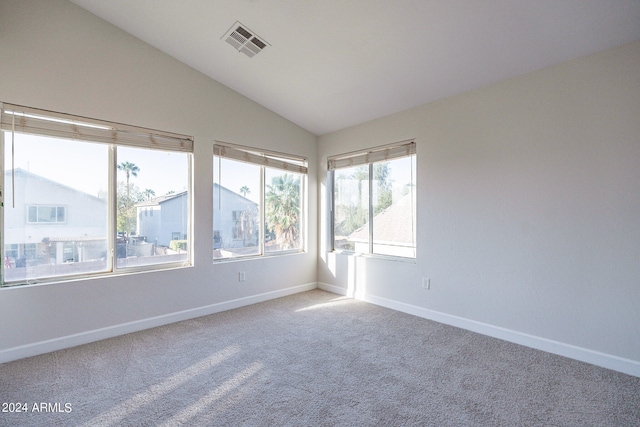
left=235, top=26, right=252, bottom=39
left=223, top=21, right=269, bottom=58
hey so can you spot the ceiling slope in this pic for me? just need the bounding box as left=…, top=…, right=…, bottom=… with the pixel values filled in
left=70, top=0, right=640, bottom=135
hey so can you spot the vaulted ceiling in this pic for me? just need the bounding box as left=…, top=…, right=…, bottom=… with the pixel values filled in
left=70, top=0, right=640, bottom=136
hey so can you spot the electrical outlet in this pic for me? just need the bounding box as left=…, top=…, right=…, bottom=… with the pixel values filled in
left=421, top=277, right=430, bottom=290
left=239, top=271, right=246, bottom=282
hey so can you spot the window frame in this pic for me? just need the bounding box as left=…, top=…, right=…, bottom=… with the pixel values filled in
left=328, top=140, right=417, bottom=260
left=213, top=141, right=307, bottom=261
left=0, top=103, right=194, bottom=287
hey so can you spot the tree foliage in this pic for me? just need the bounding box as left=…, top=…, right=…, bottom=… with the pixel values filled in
left=116, top=161, right=141, bottom=235
left=117, top=161, right=140, bottom=181
left=373, top=162, right=393, bottom=215
left=117, top=182, right=143, bottom=234
left=334, top=162, right=393, bottom=236
left=143, top=188, right=156, bottom=200
left=265, top=174, right=300, bottom=250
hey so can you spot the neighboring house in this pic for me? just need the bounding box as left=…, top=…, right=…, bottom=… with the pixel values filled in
left=348, top=192, right=416, bottom=258
left=136, top=184, right=259, bottom=254
left=213, top=183, right=259, bottom=252
left=136, top=184, right=258, bottom=254
left=136, top=191, right=188, bottom=247
left=3, top=168, right=108, bottom=267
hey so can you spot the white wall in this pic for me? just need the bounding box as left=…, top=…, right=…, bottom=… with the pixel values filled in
left=0, top=0, right=317, bottom=361
left=318, top=41, right=640, bottom=375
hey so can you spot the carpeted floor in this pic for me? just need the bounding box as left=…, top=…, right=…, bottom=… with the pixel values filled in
left=1, top=289, right=639, bottom=426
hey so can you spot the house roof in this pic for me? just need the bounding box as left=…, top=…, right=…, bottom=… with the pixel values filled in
left=349, top=192, right=416, bottom=245
left=136, top=184, right=257, bottom=208
left=213, top=183, right=257, bottom=206
left=136, top=191, right=187, bottom=207
left=5, top=168, right=106, bottom=202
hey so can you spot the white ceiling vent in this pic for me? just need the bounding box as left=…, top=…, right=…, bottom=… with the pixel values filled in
left=223, top=21, right=269, bottom=58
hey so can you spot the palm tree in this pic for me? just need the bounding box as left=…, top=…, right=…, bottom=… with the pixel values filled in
left=117, top=161, right=140, bottom=236
left=117, top=161, right=140, bottom=195
left=240, top=186, right=250, bottom=197
left=265, top=174, right=300, bottom=250
left=143, top=188, right=156, bottom=200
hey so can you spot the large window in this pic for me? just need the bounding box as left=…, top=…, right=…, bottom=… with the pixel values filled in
left=213, top=143, right=306, bottom=260
left=0, top=103, right=193, bottom=286
left=329, top=140, right=416, bottom=259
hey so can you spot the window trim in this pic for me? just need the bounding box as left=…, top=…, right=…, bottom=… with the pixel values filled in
left=329, top=139, right=416, bottom=260
left=213, top=141, right=307, bottom=261
left=1, top=103, right=194, bottom=287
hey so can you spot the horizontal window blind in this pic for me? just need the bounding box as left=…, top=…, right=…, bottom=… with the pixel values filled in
left=327, top=139, right=415, bottom=170
left=1, top=103, right=193, bottom=152
left=214, top=143, right=307, bottom=174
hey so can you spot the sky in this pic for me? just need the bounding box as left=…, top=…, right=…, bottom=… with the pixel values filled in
left=214, top=155, right=415, bottom=205
left=333, top=156, right=416, bottom=196
left=3, top=132, right=189, bottom=198
left=214, top=157, right=309, bottom=205
left=4, top=131, right=414, bottom=204
left=214, top=158, right=262, bottom=204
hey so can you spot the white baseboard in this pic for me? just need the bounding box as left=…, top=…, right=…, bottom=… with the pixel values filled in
left=318, top=282, right=640, bottom=377
left=0, top=282, right=318, bottom=365
left=318, top=282, right=352, bottom=297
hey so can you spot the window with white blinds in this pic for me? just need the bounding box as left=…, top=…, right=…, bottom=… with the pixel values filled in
left=213, top=142, right=307, bottom=260
left=1, top=103, right=193, bottom=152
left=0, top=103, right=193, bottom=287
left=213, top=144, right=307, bottom=173
left=329, top=139, right=416, bottom=259
left=327, top=140, right=415, bottom=170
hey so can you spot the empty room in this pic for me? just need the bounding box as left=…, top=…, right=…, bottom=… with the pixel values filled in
left=1, top=0, right=639, bottom=425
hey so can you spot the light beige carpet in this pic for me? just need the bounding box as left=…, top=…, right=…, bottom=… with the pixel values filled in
left=1, top=289, right=638, bottom=426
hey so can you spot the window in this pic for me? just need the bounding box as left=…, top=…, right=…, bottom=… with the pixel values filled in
left=213, top=143, right=306, bottom=260
left=329, top=140, right=416, bottom=259
left=1, top=103, right=193, bottom=286
left=117, top=146, right=190, bottom=269
left=27, top=205, right=66, bottom=223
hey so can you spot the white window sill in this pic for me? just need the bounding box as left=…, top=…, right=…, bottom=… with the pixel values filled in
left=330, top=250, right=417, bottom=264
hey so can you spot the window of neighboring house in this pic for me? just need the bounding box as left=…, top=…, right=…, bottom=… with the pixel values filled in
left=213, top=143, right=307, bottom=260
left=231, top=226, right=241, bottom=241
left=27, top=205, right=66, bottom=223
left=0, top=103, right=193, bottom=287
left=5, top=244, right=18, bottom=259
left=23, top=243, right=37, bottom=260
left=329, top=140, right=416, bottom=259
